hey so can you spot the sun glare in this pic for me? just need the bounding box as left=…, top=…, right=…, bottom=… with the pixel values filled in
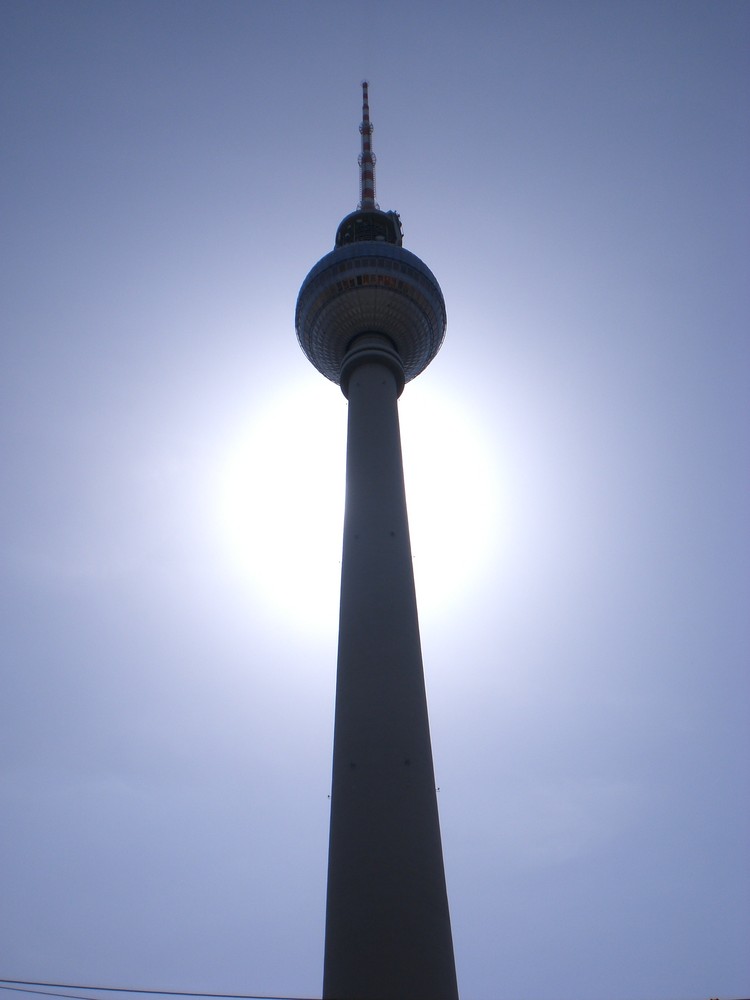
left=214, top=377, right=502, bottom=637
left=399, top=382, right=503, bottom=623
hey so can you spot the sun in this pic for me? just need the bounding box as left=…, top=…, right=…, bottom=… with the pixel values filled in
left=214, top=375, right=502, bottom=638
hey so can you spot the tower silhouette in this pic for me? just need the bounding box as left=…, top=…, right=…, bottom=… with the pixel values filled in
left=296, top=83, right=458, bottom=1000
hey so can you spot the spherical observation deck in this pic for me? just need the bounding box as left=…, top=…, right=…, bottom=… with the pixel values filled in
left=295, top=237, right=446, bottom=390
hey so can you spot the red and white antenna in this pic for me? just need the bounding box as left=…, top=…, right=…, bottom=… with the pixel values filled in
left=358, top=80, right=378, bottom=209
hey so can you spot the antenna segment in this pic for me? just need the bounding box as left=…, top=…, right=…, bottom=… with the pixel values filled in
left=358, top=80, right=377, bottom=209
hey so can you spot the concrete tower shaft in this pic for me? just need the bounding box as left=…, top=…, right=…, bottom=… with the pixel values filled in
left=324, top=354, right=458, bottom=1000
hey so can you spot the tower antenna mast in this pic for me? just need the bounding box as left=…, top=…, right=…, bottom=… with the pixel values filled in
left=358, top=80, right=377, bottom=209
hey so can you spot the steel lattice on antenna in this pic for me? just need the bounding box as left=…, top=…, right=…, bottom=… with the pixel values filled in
left=358, top=80, right=378, bottom=209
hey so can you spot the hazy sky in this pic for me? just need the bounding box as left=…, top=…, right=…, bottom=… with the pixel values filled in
left=1, top=3, right=749, bottom=1000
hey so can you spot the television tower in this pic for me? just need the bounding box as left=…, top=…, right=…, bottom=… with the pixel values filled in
left=296, top=83, right=458, bottom=1000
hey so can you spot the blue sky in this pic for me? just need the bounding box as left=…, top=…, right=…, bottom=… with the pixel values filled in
left=1, top=3, right=749, bottom=999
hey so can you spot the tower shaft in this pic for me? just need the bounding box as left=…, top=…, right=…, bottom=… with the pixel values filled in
left=323, top=339, right=458, bottom=1000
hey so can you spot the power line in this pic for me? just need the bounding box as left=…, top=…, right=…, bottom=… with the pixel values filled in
left=1, top=981, right=747, bottom=1000
left=1, top=988, right=123, bottom=1000
left=0, top=984, right=314, bottom=1000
